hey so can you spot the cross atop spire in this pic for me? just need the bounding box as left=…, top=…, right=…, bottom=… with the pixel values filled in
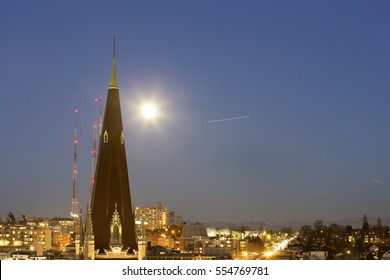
left=109, top=35, right=119, bottom=89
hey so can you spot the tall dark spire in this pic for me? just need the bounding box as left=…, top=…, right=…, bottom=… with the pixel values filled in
left=91, top=38, right=137, bottom=251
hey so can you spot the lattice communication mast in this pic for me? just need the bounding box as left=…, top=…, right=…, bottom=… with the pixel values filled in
left=71, top=109, right=79, bottom=218
left=89, top=97, right=103, bottom=203
left=99, top=96, right=103, bottom=136
left=89, top=99, right=99, bottom=202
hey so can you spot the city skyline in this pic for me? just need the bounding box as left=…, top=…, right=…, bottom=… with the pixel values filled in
left=1, top=1, right=390, bottom=223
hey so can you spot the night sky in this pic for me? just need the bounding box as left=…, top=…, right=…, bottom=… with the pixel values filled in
left=1, top=0, right=390, bottom=223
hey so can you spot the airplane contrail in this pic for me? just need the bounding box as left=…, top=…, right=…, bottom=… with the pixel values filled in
left=208, top=115, right=250, bottom=123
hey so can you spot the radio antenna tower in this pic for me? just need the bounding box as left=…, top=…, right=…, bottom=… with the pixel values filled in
left=99, top=96, right=103, bottom=136
left=71, top=109, right=79, bottom=218
left=89, top=99, right=99, bottom=202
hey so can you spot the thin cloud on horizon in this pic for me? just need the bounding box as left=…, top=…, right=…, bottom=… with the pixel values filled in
left=371, top=179, right=386, bottom=185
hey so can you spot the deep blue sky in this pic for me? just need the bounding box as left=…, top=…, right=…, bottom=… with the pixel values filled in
left=1, top=0, right=389, bottom=223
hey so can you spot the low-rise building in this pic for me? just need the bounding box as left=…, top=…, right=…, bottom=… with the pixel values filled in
left=0, top=223, right=51, bottom=254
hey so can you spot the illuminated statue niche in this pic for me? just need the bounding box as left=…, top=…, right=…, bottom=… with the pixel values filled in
left=109, top=203, right=123, bottom=250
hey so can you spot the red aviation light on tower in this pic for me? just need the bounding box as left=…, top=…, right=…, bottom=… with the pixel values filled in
left=71, top=108, right=79, bottom=218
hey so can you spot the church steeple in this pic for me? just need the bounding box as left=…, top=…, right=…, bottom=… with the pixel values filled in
left=91, top=38, right=137, bottom=253
left=109, top=36, right=119, bottom=89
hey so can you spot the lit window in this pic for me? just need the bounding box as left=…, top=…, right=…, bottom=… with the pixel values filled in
left=103, top=130, right=109, bottom=143
left=120, top=131, right=125, bottom=144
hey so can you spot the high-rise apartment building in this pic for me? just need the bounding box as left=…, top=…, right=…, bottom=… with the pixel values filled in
left=134, top=202, right=168, bottom=231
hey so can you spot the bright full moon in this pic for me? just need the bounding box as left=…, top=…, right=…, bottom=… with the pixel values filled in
left=141, top=103, right=157, bottom=119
